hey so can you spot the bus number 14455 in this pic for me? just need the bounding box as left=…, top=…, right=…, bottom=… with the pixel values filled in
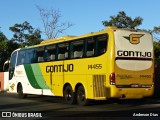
left=88, top=64, right=102, bottom=69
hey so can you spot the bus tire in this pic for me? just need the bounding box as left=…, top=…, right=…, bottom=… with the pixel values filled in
left=64, top=85, right=76, bottom=105
left=77, top=85, right=89, bottom=106
left=17, top=84, right=27, bottom=99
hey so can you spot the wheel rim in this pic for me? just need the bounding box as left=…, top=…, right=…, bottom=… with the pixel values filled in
left=64, top=85, right=76, bottom=104
left=78, top=90, right=85, bottom=102
left=66, top=89, right=72, bottom=101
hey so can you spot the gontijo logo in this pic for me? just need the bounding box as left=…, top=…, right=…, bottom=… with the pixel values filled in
left=123, top=34, right=144, bottom=44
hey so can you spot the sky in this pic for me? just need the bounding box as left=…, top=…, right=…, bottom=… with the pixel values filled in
left=0, top=0, right=160, bottom=40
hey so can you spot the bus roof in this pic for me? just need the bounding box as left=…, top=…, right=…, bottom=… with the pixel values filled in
left=39, top=27, right=150, bottom=45
left=40, top=35, right=77, bottom=44
left=37, top=27, right=111, bottom=46
left=15, top=26, right=151, bottom=50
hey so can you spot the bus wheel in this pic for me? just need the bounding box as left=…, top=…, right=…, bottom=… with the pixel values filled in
left=64, top=85, right=76, bottom=104
left=17, top=84, right=27, bottom=99
left=77, top=86, right=89, bottom=106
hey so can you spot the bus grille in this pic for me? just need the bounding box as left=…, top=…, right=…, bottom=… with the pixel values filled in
left=93, top=75, right=106, bottom=97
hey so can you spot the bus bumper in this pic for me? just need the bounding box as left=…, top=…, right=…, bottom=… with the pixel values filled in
left=110, top=85, right=154, bottom=99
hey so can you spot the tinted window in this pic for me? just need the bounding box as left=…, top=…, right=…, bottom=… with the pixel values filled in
left=70, top=40, right=84, bottom=58
left=15, top=34, right=108, bottom=64
left=86, top=38, right=95, bottom=57
left=58, top=43, right=69, bottom=60
left=25, top=48, right=35, bottom=64
left=45, top=45, right=56, bottom=61
left=35, top=47, right=45, bottom=63
left=17, top=50, right=26, bottom=65
left=10, top=51, right=17, bottom=67
left=95, top=35, right=108, bottom=56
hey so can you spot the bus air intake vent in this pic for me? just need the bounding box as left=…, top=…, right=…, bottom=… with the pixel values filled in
left=93, top=75, right=106, bottom=97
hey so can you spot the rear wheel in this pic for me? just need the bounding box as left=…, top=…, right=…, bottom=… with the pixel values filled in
left=64, top=85, right=76, bottom=104
left=17, top=84, right=27, bottom=98
left=77, top=86, right=89, bottom=106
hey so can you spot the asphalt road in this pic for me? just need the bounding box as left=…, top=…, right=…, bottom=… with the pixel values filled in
left=0, top=91, right=160, bottom=119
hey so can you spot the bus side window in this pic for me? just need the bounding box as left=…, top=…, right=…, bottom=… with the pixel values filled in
left=17, top=50, right=26, bottom=65
left=70, top=40, right=84, bottom=58
left=45, top=45, right=56, bottom=61
left=25, top=49, right=34, bottom=64
left=58, top=43, right=69, bottom=60
left=95, top=35, right=108, bottom=56
left=86, top=38, right=95, bottom=57
left=35, top=47, right=44, bottom=63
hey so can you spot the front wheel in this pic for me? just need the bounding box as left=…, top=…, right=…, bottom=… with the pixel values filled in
left=17, top=84, right=27, bottom=99
left=77, top=86, right=89, bottom=106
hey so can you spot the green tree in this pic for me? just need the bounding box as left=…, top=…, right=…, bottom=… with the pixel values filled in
left=25, top=28, right=43, bottom=46
left=152, top=26, right=160, bottom=63
left=102, top=11, right=143, bottom=29
left=0, top=31, right=8, bottom=71
left=9, top=21, right=42, bottom=47
left=150, top=26, right=160, bottom=41
left=153, top=41, right=160, bottom=64
left=0, top=31, right=19, bottom=71
left=6, top=40, right=19, bottom=58
left=0, top=31, right=8, bottom=41
left=0, top=31, right=8, bottom=51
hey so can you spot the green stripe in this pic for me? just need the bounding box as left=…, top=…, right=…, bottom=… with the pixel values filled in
left=31, top=64, right=50, bottom=89
left=24, top=64, right=41, bottom=89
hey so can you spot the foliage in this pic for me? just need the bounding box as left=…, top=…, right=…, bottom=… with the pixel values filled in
left=0, top=31, right=8, bottom=42
left=153, top=26, right=160, bottom=34
left=25, top=28, right=43, bottom=45
left=150, top=26, right=160, bottom=41
left=9, top=21, right=42, bottom=47
left=148, top=27, right=160, bottom=64
left=0, top=21, right=42, bottom=71
left=0, top=31, right=19, bottom=71
left=102, top=11, right=143, bottom=29
left=0, top=31, right=8, bottom=61
left=0, top=31, right=8, bottom=53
